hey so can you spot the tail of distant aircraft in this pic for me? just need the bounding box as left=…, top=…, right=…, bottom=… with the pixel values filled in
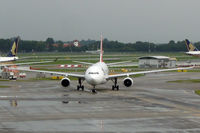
left=7, top=37, right=20, bottom=57
left=185, top=39, right=199, bottom=51
left=100, top=35, right=103, bottom=62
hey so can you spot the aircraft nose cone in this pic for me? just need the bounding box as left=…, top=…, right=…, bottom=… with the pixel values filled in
left=86, top=74, right=101, bottom=85
left=90, top=76, right=99, bottom=84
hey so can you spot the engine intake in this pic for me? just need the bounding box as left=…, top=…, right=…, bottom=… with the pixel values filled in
left=123, top=77, right=133, bottom=87
left=61, top=78, right=70, bottom=87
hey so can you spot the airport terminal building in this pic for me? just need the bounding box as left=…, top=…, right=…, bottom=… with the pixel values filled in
left=138, top=56, right=176, bottom=68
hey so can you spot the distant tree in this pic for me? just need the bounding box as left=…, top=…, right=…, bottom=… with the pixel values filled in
left=46, top=37, right=55, bottom=51
left=46, top=38, right=54, bottom=44
left=55, top=40, right=63, bottom=44
left=0, top=37, right=195, bottom=53
left=169, top=40, right=175, bottom=45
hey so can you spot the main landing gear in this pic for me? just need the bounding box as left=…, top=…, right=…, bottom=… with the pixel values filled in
left=77, top=78, right=84, bottom=91
left=112, top=78, right=119, bottom=91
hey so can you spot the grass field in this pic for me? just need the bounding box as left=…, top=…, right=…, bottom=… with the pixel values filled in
left=0, top=52, right=199, bottom=82
left=195, top=90, right=200, bottom=96
left=17, top=52, right=199, bottom=62
left=5, top=51, right=200, bottom=74
left=0, top=85, right=11, bottom=88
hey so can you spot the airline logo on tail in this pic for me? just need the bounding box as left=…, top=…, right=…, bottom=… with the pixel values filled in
left=185, top=39, right=199, bottom=51
left=7, top=37, right=20, bottom=57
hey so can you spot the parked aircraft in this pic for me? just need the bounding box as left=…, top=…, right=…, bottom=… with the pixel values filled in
left=9, top=36, right=193, bottom=93
left=0, top=37, right=20, bottom=62
left=185, top=39, right=200, bottom=57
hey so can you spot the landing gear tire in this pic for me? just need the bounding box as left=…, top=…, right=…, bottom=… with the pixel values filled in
left=112, top=86, right=114, bottom=90
left=92, top=89, right=96, bottom=93
left=77, top=85, right=84, bottom=91
left=116, top=85, right=119, bottom=91
left=77, top=86, right=80, bottom=91
left=112, top=85, right=119, bottom=91
left=81, top=86, right=84, bottom=91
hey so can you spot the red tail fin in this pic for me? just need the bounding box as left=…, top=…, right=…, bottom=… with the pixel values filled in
left=100, top=35, right=103, bottom=62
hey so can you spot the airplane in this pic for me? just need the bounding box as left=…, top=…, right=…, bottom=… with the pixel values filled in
left=0, top=37, right=20, bottom=62
left=9, top=36, right=193, bottom=93
left=185, top=39, right=200, bottom=57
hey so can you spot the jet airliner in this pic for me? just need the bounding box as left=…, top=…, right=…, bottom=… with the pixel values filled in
left=0, top=37, right=20, bottom=62
left=0, top=36, right=57, bottom=69
left=10, top=36, right=193, bottom=93
left=185, top=39, right=200, bottom=57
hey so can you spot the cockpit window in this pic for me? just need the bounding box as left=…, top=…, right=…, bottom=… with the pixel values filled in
left=88, top=72, right=99, bottom=74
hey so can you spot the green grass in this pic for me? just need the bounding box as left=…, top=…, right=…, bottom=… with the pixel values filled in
left=130, top=74, right=144, bottom=78
left=187, top=69, right=200, bottom=72
left=30, top=77, right=55, bottom=80
left=195, top=90, right=200, bottom=96
left=0, top=79, right=10, bottom=81
left=7, top=52, right=200, bottom=75
left=14, top=51, right=200, bottom=66
left=8, top=77, right=61, bottom=82
left=17, top=51, right=196, bottom=60
left=28, top=76, right=78, bottom=81
left=168, top=79, right=200, bottom=83
left=0, top=85, right=10, bottom=88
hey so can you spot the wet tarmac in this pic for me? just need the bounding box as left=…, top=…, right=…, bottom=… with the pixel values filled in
left=0, top=72, right=200, bottom=132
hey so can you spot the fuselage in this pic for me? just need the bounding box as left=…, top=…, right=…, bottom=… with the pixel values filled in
left=0, top=57, right=18, bottom=62
left=185, top=51, right=200, bottom=57
left=85, top=62, right=109, bottom=86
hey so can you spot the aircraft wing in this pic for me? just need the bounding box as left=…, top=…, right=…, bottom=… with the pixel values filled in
left=107, top=67, right=193, bottom=79
left=8, top=67, right=85, bottom=78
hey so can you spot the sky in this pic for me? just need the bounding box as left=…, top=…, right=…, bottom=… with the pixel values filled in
left=0, top=0, right=200, bottom=43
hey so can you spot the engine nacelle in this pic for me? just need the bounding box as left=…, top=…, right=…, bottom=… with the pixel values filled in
left=61, top=78, right=70, bottom=87
left=123, top=77, right=133, bottom=87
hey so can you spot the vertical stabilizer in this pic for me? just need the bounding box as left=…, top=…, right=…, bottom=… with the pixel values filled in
left=7, top=37, right=20, bottom=57
left=185, top=39, right=199, bottom=51
left=100, top=35, right=103, bottom=62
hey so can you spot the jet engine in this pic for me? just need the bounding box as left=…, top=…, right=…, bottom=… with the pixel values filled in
left=123, top=77, right=133, bottom=87
left=61, top=77, right=70, bottom=87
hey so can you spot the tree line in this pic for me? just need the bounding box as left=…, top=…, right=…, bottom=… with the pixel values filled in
left=0, top=37, right=199, bottom=53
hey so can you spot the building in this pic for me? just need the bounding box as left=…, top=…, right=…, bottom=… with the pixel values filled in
left=138, top=56, right=176, bottom=68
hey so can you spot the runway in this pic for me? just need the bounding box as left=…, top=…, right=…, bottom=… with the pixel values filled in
left=0, top=72, right=200, bottom=132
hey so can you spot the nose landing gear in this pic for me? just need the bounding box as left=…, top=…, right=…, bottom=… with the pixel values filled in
left=92, top=86, right=97, bottom=94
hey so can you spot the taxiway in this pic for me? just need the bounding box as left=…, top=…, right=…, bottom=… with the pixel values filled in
left=0, top=72, right=200, bottom=132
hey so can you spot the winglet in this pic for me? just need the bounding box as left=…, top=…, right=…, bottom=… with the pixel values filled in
left=7, top=36, right=20, bottom=57
left=100, top=35, right=103, bottom=62
left=185, top=39, right=199, bottom=51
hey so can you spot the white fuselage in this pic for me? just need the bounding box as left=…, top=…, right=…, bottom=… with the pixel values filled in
left=85, top=62, right=109, bottom=86
left=186, top=51, right=200, bottom=57
left=0, top=57, right=18, bottom=62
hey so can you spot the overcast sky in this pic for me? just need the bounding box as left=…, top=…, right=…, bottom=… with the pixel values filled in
left=0, top=0, right=200, bottom=43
